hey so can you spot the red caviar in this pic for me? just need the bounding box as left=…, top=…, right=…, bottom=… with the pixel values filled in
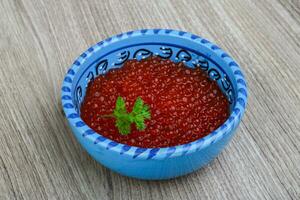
left=80, top=57, right=229, bottom=148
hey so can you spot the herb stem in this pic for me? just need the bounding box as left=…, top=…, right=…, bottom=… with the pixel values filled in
left=99, top=114, right=115, bottom=118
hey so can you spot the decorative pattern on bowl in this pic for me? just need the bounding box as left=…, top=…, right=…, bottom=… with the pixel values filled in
left=61, top=29, right=247, bottom=180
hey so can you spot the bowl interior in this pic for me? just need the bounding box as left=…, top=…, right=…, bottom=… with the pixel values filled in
left=70, top=32, right=237, bottom=114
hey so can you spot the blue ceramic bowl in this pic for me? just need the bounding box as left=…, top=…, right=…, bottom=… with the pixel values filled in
left=61, top=29, right=248, bottom=180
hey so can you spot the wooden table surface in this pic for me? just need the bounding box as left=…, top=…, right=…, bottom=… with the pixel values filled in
left=1, top=0, right=299, bottom=199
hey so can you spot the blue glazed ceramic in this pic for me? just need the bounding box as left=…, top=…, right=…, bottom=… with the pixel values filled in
left=61, top=29, right=248, bottom=180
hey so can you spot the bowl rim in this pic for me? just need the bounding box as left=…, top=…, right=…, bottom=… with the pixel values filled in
left=61, top=28, right=248, bottom=160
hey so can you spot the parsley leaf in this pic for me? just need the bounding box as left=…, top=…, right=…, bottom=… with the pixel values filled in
left=113, top=96, right=127, bottom=118
left=131, top=97, right=151, bottom=131
left=110, top=96, right=151, bottom=135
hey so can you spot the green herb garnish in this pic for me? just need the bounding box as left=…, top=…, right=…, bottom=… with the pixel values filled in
left=103, top=96, right=151, bottom=135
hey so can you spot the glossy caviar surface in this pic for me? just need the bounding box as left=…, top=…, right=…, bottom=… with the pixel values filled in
left=80, top=57, right=229, bottom=148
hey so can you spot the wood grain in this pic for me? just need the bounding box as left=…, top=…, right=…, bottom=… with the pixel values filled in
left=0, top=0, right=299, bottom=199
